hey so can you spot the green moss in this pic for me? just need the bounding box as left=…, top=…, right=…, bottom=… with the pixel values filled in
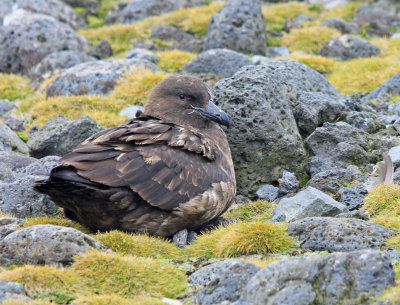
left=363, top=183, right=400, bottom=217
left=371, top=215, right=400, bottom=231
left=72, top=250, right=188, bottom=298
left=39, top=289, right=77, bottom=304
left=74, top=7, right=86, bottom=16
left=187, top=221, right=295, bottom=258
left=316, top=2, right=364, bottom=22
left=223, top=200, right=277, bottom=222
left=94, top=230, right=184, bottom=259
left=21, top=216, right=91, bottom=234
left=157, top=50, right=197, bottom=71
left=378, top=261, right=400, bottom=302
left=283, top=54, right=338, bottom=73
left=15, top=131, right=28, bottom=142
left=71, top=294, right=167, bottom=305
left=280, top=26, right=341, bottom=54
left=0, top=73, right=34, bottom=101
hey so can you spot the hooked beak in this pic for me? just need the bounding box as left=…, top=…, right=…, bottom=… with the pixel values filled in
left=191, top=100, right=230, bottom=127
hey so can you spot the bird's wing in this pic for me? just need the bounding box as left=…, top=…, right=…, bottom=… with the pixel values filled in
left=59, top=117, right=230, bottom=211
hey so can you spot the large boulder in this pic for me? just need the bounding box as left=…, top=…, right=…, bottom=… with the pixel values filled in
left=204, top=0, right=266, bottom=54
left=288, top=217, right=395, bottom=252
left=0, top=12, right=87, bottom=74
left=235, top=250, right=395, bottom=305
left=27, top=115, right=101, bottom=158
left=182, top=49, right=252, bottom=78
left=105, top=0, right=207, bottom=24
left=212, top=59, right=340, bottom=197
left=46, top=58, right=159, bottom=97
left=0, top=225, right=107, bottom=266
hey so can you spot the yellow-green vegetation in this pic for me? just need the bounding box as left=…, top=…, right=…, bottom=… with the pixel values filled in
left=244, top=255, right=283, bottom=268
left=187, top=221, right=295, bottom=258
left=1, top=300, right=53, bottom=305
left=223, top=200, right=277, bottom=222
left=80, top=3, right=223, bottom=55
left=283, top=54, right=338, bottom=73
left=363, top=183, right=400, bottom=217
left=371, top=215, right=400, bottom=231
left=280, top=26, right=341, bottom=54
left=21, top=216, right=91, bottom=234
left=385, top=234, right=400, bottom=251
left=94, top=230, right=184, bottom=259
left=111, top=69, right=170, bottom=105
left=71, top=294, right=167, bottom=305
left=370, top=37, right=400, bottom=58
left=328, top=57, right=400, bottom=95
left=316, top=2, right=364, bottom=21
left=262, top=2, right=324, bottom=31
left=0, top=73, right=33, bottom=101
left=72, top=250, right=187, bottom=298
left=157, top=50, right=197, bottom=71
left=0, top=210, right=12, bottom=218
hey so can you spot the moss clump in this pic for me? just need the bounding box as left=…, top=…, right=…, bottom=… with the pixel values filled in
left=223, top=200, right=277, bottom=222
left=22, top=216, right=91, bottom=234
left=385, top=234, right=400, bottom=251
left=94, top=231, right=184, bottom=259
left=111, top=69, right=170, bottom=105
left=39, top=289, right=77, bottom=304
left=280, top=26, right=341, bottom=54
left=157, top=50, right=197, bottom=71
left=187, top=221, right=295, bottom=258
left=0, top=73, right=34, bottom=101
left=371, top=215, right=400, bottom=231
left=328, top=57, right=400, bottom=95
left=72, top=250, right=187, bottom=298
left=283, top=54, right=338, bottom=73
left=370, top=37, right=400, bottom=58
left=1, top=300, right=53, bottom=305
left=71, top=294, right=166, bottom=305
left=317, top=2, right=364, bottom=22
left=363, top=183, right=400, bottom=217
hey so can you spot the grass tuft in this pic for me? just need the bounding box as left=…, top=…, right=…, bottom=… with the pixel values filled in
left=363, top=183, right=400, bottom=217
left=223, top=200, right=277, bottom=222
left=22, top=216, right=91, bottom=234
left=71, top=294, right=166, bottom=305
left=157, top=50, right=197, bottom=71
left=371, top=215, right=400, bottom=231
left=0, top=74, right=34, bottom=101
left=283, top=54, right=338, bottom=73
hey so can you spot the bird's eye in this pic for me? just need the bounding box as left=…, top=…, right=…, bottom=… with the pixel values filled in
left=179, top=94, right=185, bottom=100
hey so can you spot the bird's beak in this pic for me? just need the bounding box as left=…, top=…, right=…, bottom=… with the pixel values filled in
left=191, top=100, right=230, bottom=127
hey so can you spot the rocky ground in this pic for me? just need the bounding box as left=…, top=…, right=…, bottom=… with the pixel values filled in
left=1, top=0, right=400, bottom=304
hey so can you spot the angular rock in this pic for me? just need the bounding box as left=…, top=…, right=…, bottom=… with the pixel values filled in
left=0, top=12, right=87, bottom=74
left=0, top=281, right=31, bottom=303
left=190, top=259, right=260, bottom=305
left=288, top=217, right=395, bottom=252
left=0, top=151, right=36, bottom=182
left=319, top=35, right=381, bottom=60
left=106, top=0, right=207, bottom=24
left=125, top=48, right=159, bottom=63
left=363, top=73, right=400, bottom=103
left=293, top=91, right=347, bottom=136
left=213, top=59, right=340, bottom=197
left=0, top=122, right=29, bottom=154
left=321, top=18, right=359, bottom=34
left=28, top=115, right=101, bottom=158
left=182, top=49, right=252, bottom=78
left=338, top=186, right=368, bottom=210
left=265, top=46, right=289, bottom=58
left=235, top=250, right=395, bottom=305
left=0, top=217, right=24, bottom=241
left=31, top=50, right=96, bottom=82
left=87, top=40, right=113, bottom=59
left=46, top=58, right=159, bottom=97
left=204, top=0, right=266, bottom=54
left=172, top=229, right=188, bottom=247
left=256, top=184, right=279, bottom=201
left=278, top=171, right=299, bottom=195
left=0, top=225, right=106, bottom=266
left=151, top=25, right=203, bottom=52
left=271, top=187, right=348, bottom=222
left=2, top=115, right=24, bottom=132
left=389, top=145, right=400, bottom=168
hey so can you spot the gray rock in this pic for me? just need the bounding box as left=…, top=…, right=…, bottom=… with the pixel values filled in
left=256, top=184, right=279, bottom=201
left=204, top=0, right=266, bottom=54
left=172, top=229, right=188, bottom=247
left=381, top=114, right=399, bottom=125
left=119, top=105, right=144, bottom=118
left=19, top=155, right=60, bottom=178
left=0, top=122, right=29, bottom=154
left=235, top=250, right=395, bottom=305
left=125, top=48, right=159, bottom=63
left=0, top=12, right=87, bottom=74
left=265, top=46, right=289, bottom=58
left=46, top=58, right=159, bottom=97
left=0, top=225, right=106, bottom=266
left=363, top=73, right=400, bottom=103
left=335, top=209, right=369, bottom=220
left=151, top=25, right=203, bottom=53
left=27, top=115, right=101, bottom=158
left=338, top=186, right=368, bottom=210
left=190, top=259, right=260, bottom=305
left=213, top=59, right=340, bottom=197
left=389, top=145, right=400, bottom=168
left=182, top=49, right=252, bottom=78
left=288, top=217, right=395, bottom=252
left=0, top=151, right=36, bottom=182
left=389, top=99, right=400, bottom=116
left=0, top=0, right=13, bottom=24
left=345, top=110, right=384, bottom=133
left=106, top=0, right=207, bottom=24
left=87, top=40, right=113, bottom=59
left=31, top=50, right=96, bottom=82
left=292, top=13, right=314, bottom=23
left=0, top=217, right=24, bottom=241
left=293, top=91, right=347, bottom=136
left=321, top=18, right=359, bottom=34
left=0, top=100, right=15, bottom=116
left=60, top=0, right=99, bottom=14
left=0, top=281, right=31, bottom=303
left=0, top=175, right=58, bottom=217
left=305, top=122, right=376, bottom=176
left=2, top=115, right=24, bottom=132
left=319, top=35, right=381, bottom=60
left=271, top=187, right=348, bottom=222
left=278, top=171, right=299, bottom=195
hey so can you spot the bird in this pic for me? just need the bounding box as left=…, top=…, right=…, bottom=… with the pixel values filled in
left=34, top=75, right=236, bottom=237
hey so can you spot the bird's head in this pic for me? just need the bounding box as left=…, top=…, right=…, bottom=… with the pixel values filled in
left=143, top=75, right=229, bottom=129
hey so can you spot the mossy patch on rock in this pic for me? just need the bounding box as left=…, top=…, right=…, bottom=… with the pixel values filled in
left=0, top=73, right=34, bottom=101
left=363, top=183, right=400, bottom=217
left=94, top=230, right=184, bottom=259
left=22, top=216, right=91, bottom=234
left=223, top=200, right=277, bottom=222
left=283, top=54, right=338, bottom=73
left=187, top=221, right=295, bottom=258
left=280, top=26, right=341, bottom=54
left=157, top=50, right=197, bottom=71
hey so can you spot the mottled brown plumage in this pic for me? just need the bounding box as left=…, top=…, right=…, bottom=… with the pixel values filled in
left=34, top=75, right=236, bottom=236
